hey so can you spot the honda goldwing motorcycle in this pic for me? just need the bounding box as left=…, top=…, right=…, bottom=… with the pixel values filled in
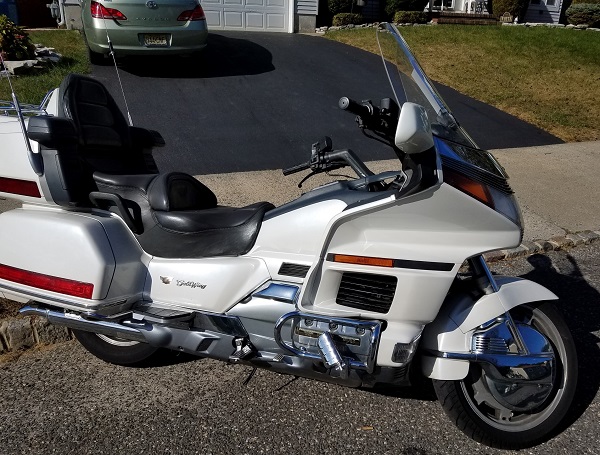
left=0, top=24, right=577, bottom=449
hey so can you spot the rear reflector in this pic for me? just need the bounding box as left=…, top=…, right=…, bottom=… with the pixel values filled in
left=0, top=177, right=41, bottom=198
left=0, top=263, right=94, bottom=299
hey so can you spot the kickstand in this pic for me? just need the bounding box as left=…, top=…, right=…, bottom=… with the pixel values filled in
left=242, top=367, right=257, bottom=386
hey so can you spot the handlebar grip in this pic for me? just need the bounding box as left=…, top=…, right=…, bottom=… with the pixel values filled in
left=338, top=97, right=372, bottom=118
left=282, top=161, right=310, bottom=176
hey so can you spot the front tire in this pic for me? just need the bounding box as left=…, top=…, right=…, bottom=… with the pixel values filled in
left=433, top=302, right=577, bottom=449
left=73, top=329, right=159, bottom=366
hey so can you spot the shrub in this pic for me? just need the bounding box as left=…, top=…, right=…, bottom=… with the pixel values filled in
left=385, top=0, right=429, bottom=17
left=0, top=15, right=36, bottom=62
left=566, top=3, right=600, bottom=25
left=328, top=0, right=354, bottom=14
left=332, top=12, right=365, bottom=25
left=393, top=10, right=430, bottom=22
left=572, top=0, right=600, bottom=4
left=490, top=0, right=529, bottom=18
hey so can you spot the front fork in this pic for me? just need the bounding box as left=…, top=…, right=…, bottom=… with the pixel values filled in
left=420, top=254, right=558, bottom=381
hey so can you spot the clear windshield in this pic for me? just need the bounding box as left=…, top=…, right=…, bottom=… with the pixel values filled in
left=377, top=23, right=509, bottom=179
left=376, top=23, right=478, bottom=149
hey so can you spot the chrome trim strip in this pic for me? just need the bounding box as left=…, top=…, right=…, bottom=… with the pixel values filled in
left=19, top=305, right=146, bottom=342
left=0, top=281, right=128, bottom=314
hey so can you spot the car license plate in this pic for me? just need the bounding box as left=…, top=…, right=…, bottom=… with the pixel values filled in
left=144, top=34, right=169, bottom=47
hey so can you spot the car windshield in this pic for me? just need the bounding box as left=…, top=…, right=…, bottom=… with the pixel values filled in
left=376, top=23, right=508, bottom=179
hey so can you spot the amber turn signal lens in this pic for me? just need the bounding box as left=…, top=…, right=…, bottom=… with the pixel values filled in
left=332, top=254, right=394, bottom=268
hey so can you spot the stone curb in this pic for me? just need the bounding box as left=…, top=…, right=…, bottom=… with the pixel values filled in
left=483, top=229, right=600, bottom=262
left=0, top=316, right=72, bottom=355
left=316, top=21, right=600, bottom=34
left=1, top=230, right=599, bottom=355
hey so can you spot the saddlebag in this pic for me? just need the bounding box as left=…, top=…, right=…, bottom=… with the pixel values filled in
left=0, top=207, right=147, bottom=315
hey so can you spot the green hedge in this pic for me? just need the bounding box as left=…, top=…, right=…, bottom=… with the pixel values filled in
left=572, top=0, right=600, bottom=5
left=0, top=15, right=36, bottom=61
left=384, top=0, right=429, bottom=17
left=332, top=13, right=364, bottom=25
left=490, top=0, right=529, bottom=18
left=393, top=11, right=430, bottom=22
left=566, top=3, right=600, bottom=25
left=328, top=0, right=354, bottom=14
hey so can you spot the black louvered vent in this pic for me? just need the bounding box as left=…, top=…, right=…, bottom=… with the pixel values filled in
left=278, top=263, right=310, bottom=278
left=336, top=272, right=397, bottom=314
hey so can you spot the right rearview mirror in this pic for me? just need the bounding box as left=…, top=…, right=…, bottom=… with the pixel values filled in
left=395, top=102, right=434, bottom=155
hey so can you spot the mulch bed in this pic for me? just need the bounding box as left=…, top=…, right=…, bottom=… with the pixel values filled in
left=0, top=298, right=23, bottom=319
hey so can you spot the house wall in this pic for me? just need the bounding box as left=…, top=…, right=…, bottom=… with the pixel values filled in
left=0, top=0, right=19, bottom=23
left=524, top=0, right=563, bottom=23
left=296, top=0, right=318, bottom=31
left=361, top=0, right=381, bottom=21
left=16, top=0, right=56, bottom=27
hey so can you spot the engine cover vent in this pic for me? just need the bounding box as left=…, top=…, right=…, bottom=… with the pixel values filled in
left=278, top=263, right=310, bottom=278
left=336, top=272, right=397, bottom=314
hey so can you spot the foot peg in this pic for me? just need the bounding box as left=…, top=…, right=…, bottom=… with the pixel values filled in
left=229, top=337, right=255, bottom=362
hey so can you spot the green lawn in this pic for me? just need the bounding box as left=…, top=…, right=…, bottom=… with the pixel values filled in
left=0, top=30, right=89, bottom=105
left=325, top=25, right=600, bottom=142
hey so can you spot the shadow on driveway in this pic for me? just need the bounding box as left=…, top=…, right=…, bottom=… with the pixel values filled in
left=117, top=33, right=275, bottom=79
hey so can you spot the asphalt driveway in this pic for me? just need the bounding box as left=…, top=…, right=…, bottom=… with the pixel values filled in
left=92, top=31, right=561, bottom=175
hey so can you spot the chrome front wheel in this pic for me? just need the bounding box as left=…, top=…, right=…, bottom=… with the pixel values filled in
left=433, top=302, right=578, bottom=449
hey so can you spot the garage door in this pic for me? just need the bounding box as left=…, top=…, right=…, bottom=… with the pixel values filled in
left=203, top=0, right=290, bottom=32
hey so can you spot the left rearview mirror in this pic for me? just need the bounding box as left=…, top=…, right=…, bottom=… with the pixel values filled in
left=395, top=102, right=434, bottom=154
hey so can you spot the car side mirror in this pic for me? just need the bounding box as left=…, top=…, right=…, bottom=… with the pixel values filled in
left=394, top=102, right=434, bottom=155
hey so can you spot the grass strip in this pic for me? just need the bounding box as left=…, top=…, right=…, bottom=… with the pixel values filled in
left=0, top=30, right=89, bottom=105
left=325, top=26, right=600, bottom=142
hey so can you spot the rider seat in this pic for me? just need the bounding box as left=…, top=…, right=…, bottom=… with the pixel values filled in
left=93, top=171, right=274, bottom=258
left=38, top=73, right=274, bottom=258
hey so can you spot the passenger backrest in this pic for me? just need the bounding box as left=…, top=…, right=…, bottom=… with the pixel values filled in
left=58, top=74, right=150, bottom=174
left=34, top=74, right=158, bottom=207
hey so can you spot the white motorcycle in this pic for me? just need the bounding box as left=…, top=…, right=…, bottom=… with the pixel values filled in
left=0, top=24, right=577, bottom=449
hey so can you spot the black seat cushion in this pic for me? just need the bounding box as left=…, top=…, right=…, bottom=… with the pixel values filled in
left=147, top=172, right=217, bottom=212
left=93, top=172, right=274, bottom=258
left=58, top=74, right=156, bottom=175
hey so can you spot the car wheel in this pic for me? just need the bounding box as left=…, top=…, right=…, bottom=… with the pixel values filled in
left=88, top=46, right=109, bottom=66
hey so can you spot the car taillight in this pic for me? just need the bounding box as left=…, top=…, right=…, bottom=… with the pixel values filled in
left=0, top=263, right=94, bottom=299
left=177, top=5, right=206, bottom=21
left=91, top=1, right=127, bottom=20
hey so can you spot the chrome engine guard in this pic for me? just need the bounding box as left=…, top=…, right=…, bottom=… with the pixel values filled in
left=274, top=311, right=381, bottom=374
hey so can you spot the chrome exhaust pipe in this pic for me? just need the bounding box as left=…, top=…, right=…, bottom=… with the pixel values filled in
left=19, top=305, right=146, bottom=343
left=317, top=332, right=349, bottom=379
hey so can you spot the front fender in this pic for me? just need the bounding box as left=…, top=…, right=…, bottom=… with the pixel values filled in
left=420, top=276, right=557, bottom=380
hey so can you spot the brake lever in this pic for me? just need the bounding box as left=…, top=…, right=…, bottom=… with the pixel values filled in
left=298, top=163, right=347, bottom=189
left=297, top=171, right=316, bottom=188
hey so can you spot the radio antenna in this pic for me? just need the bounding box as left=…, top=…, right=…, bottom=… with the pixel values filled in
left=0, top=53, right=44, bottom=176
left=98, top=10, right=134, bottom=126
